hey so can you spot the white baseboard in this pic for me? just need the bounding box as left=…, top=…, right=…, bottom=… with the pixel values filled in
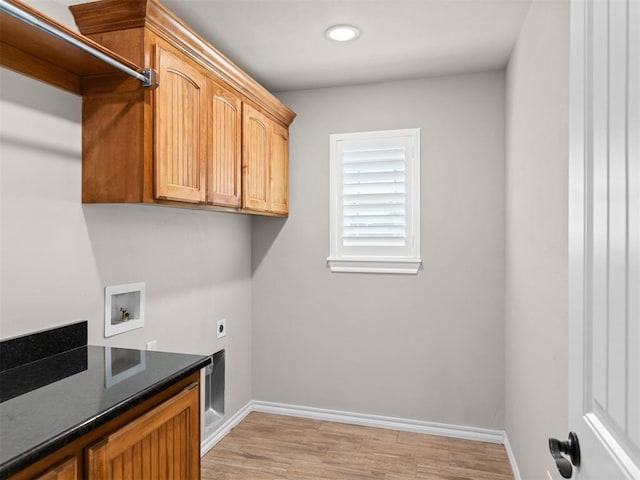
left=201, top=399, right=521, bottom=480
left=252, top=400, right=504, bottom=444
left=200, top=400, right=253, bottom=456
left=502, top=431, right=522, bottom=480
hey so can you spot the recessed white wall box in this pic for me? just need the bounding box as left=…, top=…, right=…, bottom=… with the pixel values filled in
left=104, top=282, right=145, bottom=337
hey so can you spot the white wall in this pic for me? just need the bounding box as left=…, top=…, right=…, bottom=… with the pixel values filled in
left=252, top=72, right=506, bottom=429
left=0, top=67, right=253, bottom=418
left=505, top=1, right=570, bottom=478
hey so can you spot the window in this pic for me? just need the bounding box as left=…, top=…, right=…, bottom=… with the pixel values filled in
left=328, top=128, right=421, bottom=274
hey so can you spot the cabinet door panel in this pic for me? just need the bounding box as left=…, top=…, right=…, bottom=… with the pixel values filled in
left=242, top=103, right=269, bottom=211
left=270, top=123, right=289, bottom=214
left=87, top=383, right=200, bottom=480
left=208, top=80, right=242, bottom=207
left=34, top=457, right=77, bottom=480
left=155, top=45, right=206, bottom=203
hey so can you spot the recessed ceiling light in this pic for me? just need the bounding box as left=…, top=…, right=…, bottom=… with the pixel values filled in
left=326, top=25, right=360, bottom=42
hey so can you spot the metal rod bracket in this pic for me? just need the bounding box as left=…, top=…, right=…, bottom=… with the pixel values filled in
left=142, top=68, right=159, bottom=89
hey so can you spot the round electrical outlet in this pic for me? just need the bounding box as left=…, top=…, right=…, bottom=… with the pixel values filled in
left=217, top=319, right=227, bottom=338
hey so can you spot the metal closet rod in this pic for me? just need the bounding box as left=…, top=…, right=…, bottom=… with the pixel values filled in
left=0, top=0, right=156, bottom=88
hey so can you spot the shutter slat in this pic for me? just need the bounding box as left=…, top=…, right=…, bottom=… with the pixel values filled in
left=344, top=213, right=405, bottom=217
left=344, top=171, right=405, bottom=180
left=344, top=234, right=406, bottom=238
left=343, top=148, right=405, bottom=163
left=345, top=225, right=405, bottom=233
left=344, top=238, right=406, bottom=247
left=344, top=160, right=405, bottom=174
left=344, top=180, right=405, bottom=186
left=344, top=184, right=406, bottom=195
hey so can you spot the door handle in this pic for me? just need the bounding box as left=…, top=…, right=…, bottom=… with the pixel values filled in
left=548, top=431, right=580, bottom=479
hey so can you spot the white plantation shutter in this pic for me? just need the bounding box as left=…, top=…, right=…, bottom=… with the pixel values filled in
left=342, top=147, right=407, bottom=247
left=328, top=129, right=421, bottom=274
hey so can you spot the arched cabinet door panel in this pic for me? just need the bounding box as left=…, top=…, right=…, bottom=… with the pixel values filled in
left=242, top=103, right=270, bottom=212
left=207, top=80, right=242, bottom=207
left=155, top=45, right=207, bottom=204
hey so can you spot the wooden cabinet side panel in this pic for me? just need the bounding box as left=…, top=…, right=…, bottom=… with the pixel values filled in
left=154, top=45, right=206, bottom=203
left=242, top=103, right=269, bottom=211
left=269, top=123, right=289, bottom=215
left=86, top=384, right=200, bottom=480
left=207, top=79, right=242, bottom=207
left=82, top=92, right=145, bottom=203
left=81, top=29, right=146, bottom=67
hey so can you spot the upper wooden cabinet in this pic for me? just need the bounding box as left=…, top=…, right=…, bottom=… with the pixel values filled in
left=70, top=0, right=295, bottom=216
left=242, top=103, right=289, bottom=214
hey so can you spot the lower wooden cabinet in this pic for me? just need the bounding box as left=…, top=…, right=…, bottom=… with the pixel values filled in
left=86, top=382, right=199, bottom=479
left=9, top=373, right=200, bottom=480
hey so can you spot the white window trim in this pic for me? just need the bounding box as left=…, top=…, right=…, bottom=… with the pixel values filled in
left=327, top=128, right=421, bottom=275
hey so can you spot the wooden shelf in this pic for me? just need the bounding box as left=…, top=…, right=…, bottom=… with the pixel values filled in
left=0, top=0, right=144, bottom=94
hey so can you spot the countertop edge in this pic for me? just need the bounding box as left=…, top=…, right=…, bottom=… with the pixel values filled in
left=0, top=355, right=210, bottom=478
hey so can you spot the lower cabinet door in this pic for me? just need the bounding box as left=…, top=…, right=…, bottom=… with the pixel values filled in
left=86, top=383, right=200, bottom=480
left=34, top=457, right=78, bottom=480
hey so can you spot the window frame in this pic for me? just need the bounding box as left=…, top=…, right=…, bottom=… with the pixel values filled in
left=327, top=128, right=421, bottom=274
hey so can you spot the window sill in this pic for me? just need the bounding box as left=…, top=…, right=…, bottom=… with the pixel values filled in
left=326, top=257, right=422, bottom=274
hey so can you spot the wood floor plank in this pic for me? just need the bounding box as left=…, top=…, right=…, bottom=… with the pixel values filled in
left=201, top=413, right=514, bottom=480
left=318, top=421, right=400, bottom=443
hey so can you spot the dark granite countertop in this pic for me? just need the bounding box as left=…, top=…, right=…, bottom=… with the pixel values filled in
left=0, top=323, right=210, bottom=478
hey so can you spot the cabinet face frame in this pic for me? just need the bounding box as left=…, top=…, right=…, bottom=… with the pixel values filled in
left=154, top=44, right=207, bottom=204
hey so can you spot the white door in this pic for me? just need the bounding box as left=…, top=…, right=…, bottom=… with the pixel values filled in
left=568, top=0, right=640, bottom=479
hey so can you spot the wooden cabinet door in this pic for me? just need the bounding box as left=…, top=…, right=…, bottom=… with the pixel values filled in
left=242, top=103, right=270, bottom=211
left=34, top=457, right=77, bottom=480
left=269, top=122, right=289, bottom=215
left=207, top=79, right=242, bottom=207
left=86, top=383, right=200, bottom=480
left=155, top=45, right=206, bottom=203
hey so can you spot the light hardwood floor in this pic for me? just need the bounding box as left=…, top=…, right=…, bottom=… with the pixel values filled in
left=201, top=412, right=514, bottom=480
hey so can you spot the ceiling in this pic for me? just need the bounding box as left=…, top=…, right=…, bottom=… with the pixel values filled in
left=162, top=0, right=532, bottom=92
left=51, top=0, right=532, bottom=92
